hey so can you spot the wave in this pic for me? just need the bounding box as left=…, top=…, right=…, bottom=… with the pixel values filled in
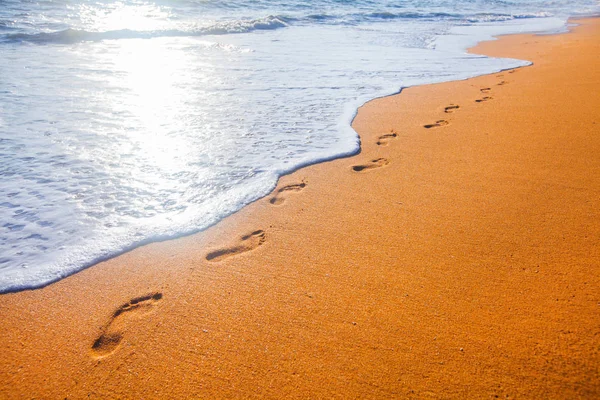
left=293, top=10, right=558, bottom=28
left=0, top=20, right=17, bottom=31
left=2, top=15, right=289, bottom=44
left=357, top=11, right=554, bottom=23
left=1, top=10, right=556, bottom=45
left=463, top=11, right=553, bottom=23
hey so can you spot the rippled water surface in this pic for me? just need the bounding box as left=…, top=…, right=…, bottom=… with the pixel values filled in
left=0, top=0, right=598, bottom=292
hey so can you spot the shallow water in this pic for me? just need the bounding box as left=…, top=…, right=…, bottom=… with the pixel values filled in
left=0, top=0, right=598, bottom=292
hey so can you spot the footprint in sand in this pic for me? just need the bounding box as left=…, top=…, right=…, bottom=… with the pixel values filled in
left=352, top=158, right=389, bottom=172
left=480, top=87, right=491, bottom=94
left=91, top=292, right=163, bottom=358
left=423, top=120, right=449, bottom=129
left=206, top=230, right=266, bottom=262
left=376, top=131, right=398, bottom=146
left=497, top=80, right=508, bottom=86
left=444, top=104, right=460, bottom=113
left=475, top=96, right=493, bottom=103
left=270, top=182, right=306, bottom=205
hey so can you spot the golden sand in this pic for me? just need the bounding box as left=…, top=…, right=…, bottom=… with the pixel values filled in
left=1, top=18, right=599, bottom=399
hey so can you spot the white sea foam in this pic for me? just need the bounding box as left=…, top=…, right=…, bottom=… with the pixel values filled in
left=0, top=0, right=598, bottom=292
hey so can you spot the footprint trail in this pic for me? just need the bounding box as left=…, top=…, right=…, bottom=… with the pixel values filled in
left=424, top=120, right=449, bottom=129
left=206, top=230, right=266, bottom=262
left=376, top=131, right=398, bottom=146
left=352, top=158, right=389, bottom=172
left=270, top=182, right=306, bottom=205
left=91, top=292, right=163, bottom=358
left=444, top=104, right=460, bottom=113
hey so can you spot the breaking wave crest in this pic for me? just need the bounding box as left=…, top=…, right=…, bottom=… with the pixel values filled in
left=3, top=15, right=290, bottom=44
left=2, top=11, right=557, bottom=44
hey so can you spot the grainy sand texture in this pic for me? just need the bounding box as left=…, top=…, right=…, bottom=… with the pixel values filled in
left=1, top=17, right=599, bottom=399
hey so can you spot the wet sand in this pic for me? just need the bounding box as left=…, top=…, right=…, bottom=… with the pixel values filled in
left=1, top=17, right=599, bottom=399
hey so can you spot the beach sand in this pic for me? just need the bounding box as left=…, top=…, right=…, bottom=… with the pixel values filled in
left=1, top=18, right=599, bottom=399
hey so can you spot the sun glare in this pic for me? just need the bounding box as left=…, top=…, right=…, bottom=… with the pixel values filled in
left=109, top=38, right=195, bottom=176
left=78, top=2, right=171, bottom=33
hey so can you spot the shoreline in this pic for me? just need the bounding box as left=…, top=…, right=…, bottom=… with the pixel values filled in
left=0, top=17, right=564, bottom=295
left=1, top=17, right=599, bottom=398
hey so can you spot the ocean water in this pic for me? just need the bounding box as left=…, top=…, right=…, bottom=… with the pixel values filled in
left=0, top=0, right=598, bottom=292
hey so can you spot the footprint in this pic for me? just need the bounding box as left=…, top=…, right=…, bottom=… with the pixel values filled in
left=444, top=104, right=460, bottom=113
left=475, top=96, right=493, bottom=103
left=376, top=131, right=398, bottom=146
left=423, top=120, right=449, bottom=129
left=480, top=87, right=491, bottom=94
left=206, top=230, right=266, bottom=262
left=508, top=70, right=517, bottom=74
left=270, top=182, right=306, bottom=205
left=497, top=81, right=507, bottom=86
left=352, top=158, right=389, bottom=172
left=91, top=292, right=163, bottom=358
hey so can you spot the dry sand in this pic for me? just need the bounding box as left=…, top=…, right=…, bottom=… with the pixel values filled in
left=1, top=17, right=599, bottom=399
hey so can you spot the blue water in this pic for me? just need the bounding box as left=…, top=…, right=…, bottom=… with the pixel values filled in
left=0, top=0, right=598, bottom=292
